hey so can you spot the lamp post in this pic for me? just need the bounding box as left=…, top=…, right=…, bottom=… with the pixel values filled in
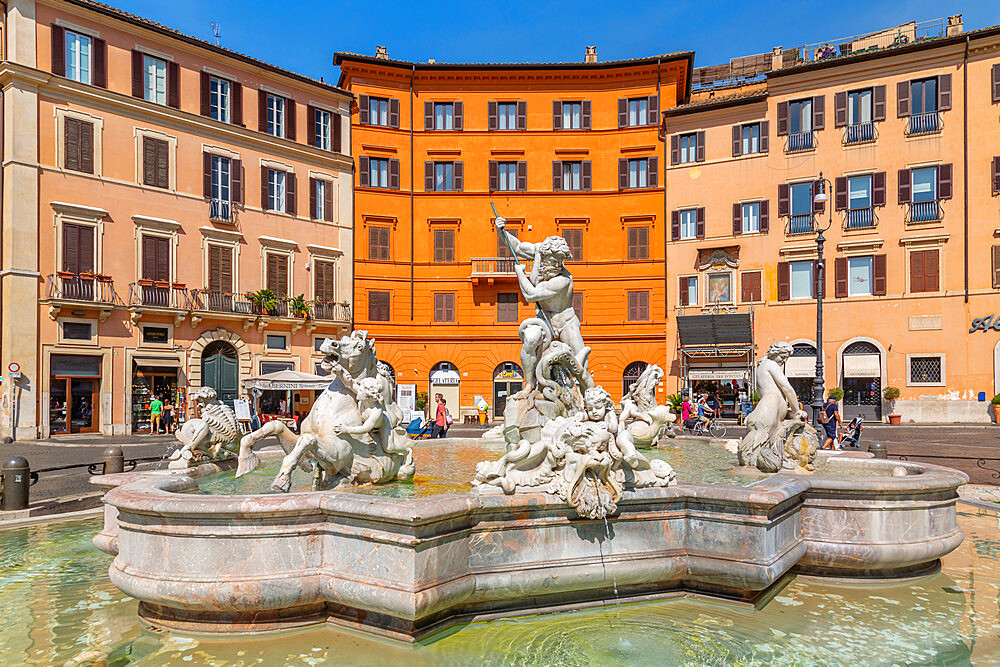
left=811, top=173, right=834, bottom=429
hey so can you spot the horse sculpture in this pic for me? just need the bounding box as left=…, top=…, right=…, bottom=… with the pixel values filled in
left=235, top=330, right=414, bottom=491
left=619, top=364, right=674, bottom=447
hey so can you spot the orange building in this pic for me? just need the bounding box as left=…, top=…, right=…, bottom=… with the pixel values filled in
left=336, top=48, right=691, bottom=420
left=1, top=0, right=353, bottom=438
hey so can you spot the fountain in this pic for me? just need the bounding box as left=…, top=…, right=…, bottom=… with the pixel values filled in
left=86, top=216, right=969, bottom=643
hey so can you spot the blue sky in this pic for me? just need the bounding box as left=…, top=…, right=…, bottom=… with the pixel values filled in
left=115, top=1, right=997, bottom=83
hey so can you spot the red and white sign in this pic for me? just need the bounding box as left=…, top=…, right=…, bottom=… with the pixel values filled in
left=7, top=362, right=19, bottom=373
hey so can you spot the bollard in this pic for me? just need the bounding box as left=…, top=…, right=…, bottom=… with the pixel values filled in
left=103, top=447, right=125, bottom=474
left=2, top=456, right=30, bottom=511
left=869, top=441, right=887, bottom=460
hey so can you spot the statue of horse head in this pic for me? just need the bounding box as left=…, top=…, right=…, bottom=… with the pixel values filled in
left=319, top=330, right=377, bottom=383
left=625, top=364, right=664, bottom=412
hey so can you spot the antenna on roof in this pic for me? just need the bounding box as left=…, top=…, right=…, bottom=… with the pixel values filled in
left=210, top=22, right=222, bottom=46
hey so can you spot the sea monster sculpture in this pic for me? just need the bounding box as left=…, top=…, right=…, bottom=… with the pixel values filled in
left=167, top=386, right=240, bottom=469
left=619, top=364, right=674, bottom=447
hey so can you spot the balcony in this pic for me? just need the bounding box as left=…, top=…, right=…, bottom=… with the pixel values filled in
left=908, top=200, right=942, bottom=224
left=209, top=198, right=233, bottom=223
left=128, top=281, right=189, bottom=309
left=843, top=122, right=877, bottom=145
left=785, top=132, right=815, bottom=153
left=906, top=112, right=942, bottom=136
left=47, top=272, right=120, bottom=304
left=189, top=289, right=255, bottom=315
left=786, top=214, right=815, bottom=235
left=844, top=207, right=877, bottom=230
left=471, top=257, right=533, bottom=284
left=312, top=300, right=352, bottom=322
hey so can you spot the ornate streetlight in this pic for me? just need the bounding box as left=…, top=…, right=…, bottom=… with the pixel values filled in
left=811, top=173, right=834, bottom=429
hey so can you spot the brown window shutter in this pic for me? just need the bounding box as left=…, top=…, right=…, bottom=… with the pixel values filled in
left=359, top=156, right=370, bottom=187
left=389, top=159, right=400, bottom=189
left=388, top=98, right=399, bottom=128
left=261, top=166, right=269, bottom=209
left=453, top=161, right=464, bottom=191
left=324, top=179, right=334, bottom=221
left=834, top=91, right=847, bottom=127
left=834, top=257, right=848, bottom=297
left=93, top=38, right=107, bottom=87
left=276, top=255, right=289, bottom=297
left=760, top=200, right=769, bottom=232
left=678, top=277, right=689, bottom=307
left=777, top=262, right=790, bottom=301
left=871, top=172, right=886, bottom=207
left=647, top=95, right=658, bottom=125
left=741, top=273, right=751, bottom=302
left=286, top=98, right=297, bottom=140
left=167, top=61, right=179, bottom=109
left=517, top=161, right=527, bottom=191
left=143, top=137, right=157, bottom=186
left=637, top=226, right=649, bottom=259
left=203, top=152, right=212, bottom=197
left=309, top=177, right=317, bottom=219
left=618, top=98, right=627, bottom=128
left=285, top=172, right=297, bottom=216
left=695, top=207, right=706, bottom=238
left=155, top=139, right=169, bottom=188
left=488, top=101, right=498, bottom=130
left=777, top=184, right=790, bottom=216
left=627, top=292, right=636, bottom=321
left=488, top=161, right=498, bottom=191
left=898, top=168, right=911, bottom=204
left=670, top=135, right=679, bottom=165
left=670, top=211, right=680, bottom=240
left=358, top=94, right=370, bottom=124
left=897, top=81, right=910, bottom=117
left=812, top=95, right=825, bottom=130
left=696, top=131, right=705, bottom=162
left=925, top=250, right=939, bottom=291
left=873, top=85, right=886, bottom=121
left=732, top=203, right=742, bottom=235
left=873, top=254, right=887, bottom=295
left=627, top=227, right=637, bottom=260
left=155, top=237, right=170, bottom=281
left=306, top=105, right=316, bottom=146
left=141, top=236, right=155, bottom=279
left=581, top=101, right=591, bottom=130
left=760, top=121, right=769, bottom=152
left=551, top=162, right=562, bottom=190
left=732, top=125, right=741, bottom=157
left=992, top=245, right=1000, bottom=288
left=232, top=159, right=242, bottom=203
left=938, top=164, right=953, bottom=200
left=333, top=113, right=342, bottom=152
left=51, top=25, right=65, bottom=76
left=79, top=121, right=94, bottom=174
left=232, top=82, right=243, bottom=125
left=62, top=224, right=78, bottom=272
left=453, top=101, right=463, bottom=131
left=581, top=161, right=591, bottom=191
left=517, top=101, right=527, bottom=130
left=200, top=72, right=210, bottom=116
left=993, top=156, right=1000, bottom=195
left=834, top=176, right=848, bottom=211
left=938, top=74, right=952, bottom=111
left=64, top=118, right=80, bottom=171
left=425, top=162, right=434, bottom=191
left=776, top=101, right=789, bottom=135
left=131, top=50, right=143, bottom=98
left=552, top=101, right=563, bottom=130
left=424, top=101, right=434, bottom=130
left=618, top=158, right=628, bottom=189
left=813, top=260, right=822, bottom=299
left=648, top=156, right=658, bottom=188
left=993, top=65, right=1000, bottom=103
left=258, top=89, right=267, bottom=132
left=910, top=250, right=924, bottom=293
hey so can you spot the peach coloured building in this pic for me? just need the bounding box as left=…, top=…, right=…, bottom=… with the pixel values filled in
left=335, top=48, right=691, bottom=421
left=1, top=0, right=353, bottom=438
left=663, top=17, right=1000, bottom=422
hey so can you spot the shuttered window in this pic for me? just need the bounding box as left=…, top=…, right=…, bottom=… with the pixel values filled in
left=369, top=227, right=390, bottom=261
left=265, top=253, right=289, bottom=297
left=497, top=228, right=519, bottom=258
left=561, top=228, right=583, bottom=261
left=142, top=136, right=169, bottom=189
left=627, top=291, right=649, bottom=321
left=359, top=95, right=399, bottom=128
left=433, top=293, right=455, bottom=322
left=62, top=223, right=95, bottom=274
left=553, top=101, right=590, bottom=130
left=741, top=271, right=762, bottom=303
left=992, top=245, right=1000, bottom=289
left=572, top=292, right=583, bottom=320
left=497, top=292, right=519, bottom=323
left=489, top=101, right=526, bottom=130
left=433, top=229, right=455, bottom=263
left=64, top=117, right=94, bottom=174
left=314, top=260, right=336, bottom=303
left=617, top=95, right=659, bottom=127
left=207, top=244, right=233, bottom=294
left=310, top=178, right=333, bottom=221
left=678, top=276, right=697, bottom=306
left=368, top=290, right=390, bottom=321
left=141, top=235, right=170, bottom=281
left=627, top=226, right=649, bottom=260
left=909, top=249, right=939, bottom=293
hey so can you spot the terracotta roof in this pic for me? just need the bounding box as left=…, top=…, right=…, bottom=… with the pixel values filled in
left=334, top=51, right=693, bottom=71
left=62, top=0, right=351, bottom=97
left=664, top=90, right=768, bottom=116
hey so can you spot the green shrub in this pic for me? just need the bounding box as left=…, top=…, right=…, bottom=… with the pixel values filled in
left=991, top=394, right=1000, bottom=405
left=828, top=387, right=845, bottom=401
left=882, top=386, right=901, bottom=402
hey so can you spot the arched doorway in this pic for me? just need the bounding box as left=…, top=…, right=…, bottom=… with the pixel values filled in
left=201, top=340, right=239, bottom=404
left=492, top=362, right=523, bottom=420
left=841, top=340, right=882, bottom=421
left=429, top=361, right=460, bottom=421
left=786, top=343, right=817, bottom=407
left=623, top=361, right=648, bottom=397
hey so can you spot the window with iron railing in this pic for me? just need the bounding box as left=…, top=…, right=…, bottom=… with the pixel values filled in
left=209, top=198, right=232, bottom=222
left=786, top=182, right=814, bottom=234
left=784, top=98, right=814, bottom=153
left=909, top=167, right=941, bottom=222
left=844, top=122, right=876, bottom=145
left=786, top=132, right=815, bottom=152
left=907, top=113, right=942, bottom=135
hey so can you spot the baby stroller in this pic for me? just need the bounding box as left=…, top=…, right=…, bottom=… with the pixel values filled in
left=405, top=417, right=434, bottom=439
left=838, top=416, right=864, bottom=450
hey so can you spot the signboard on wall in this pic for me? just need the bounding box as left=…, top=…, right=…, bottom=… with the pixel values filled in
left=397, top=384, right=416, bottom=413
left=688, top=370, right=749, bottom=381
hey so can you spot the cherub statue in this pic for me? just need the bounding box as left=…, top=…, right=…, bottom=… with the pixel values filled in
left=332, top=377, right=408, bottom=455
left=576, top=385, right=641, bottom=469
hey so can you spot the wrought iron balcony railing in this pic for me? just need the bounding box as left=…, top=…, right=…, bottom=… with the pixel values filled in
left=906, top=112, right=942, bottom=136
left=785, top=131, right=815, bottom=153
left=786, top=214, right=815, bottom=235
left=47, top=272, right=121, bottom=304
left=471, top=257, right=534, bottom=277
left=908, top=200, right=942, bottom=223
left=312, top=300, right=352, bottom=322
left=844, top=207, right=877, bottom=230
left=209, top=198, right=233, bottom=222
left=128, top=281, right=189, bottom=309
left=843, top=122, right=877, bottom=145
left=188, top=289, right=255, bottom=314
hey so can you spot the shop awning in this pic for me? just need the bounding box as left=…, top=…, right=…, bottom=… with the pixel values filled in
left=244, top=370, right=332, bottom=391
left=784, top=356, right=817, bottom=378
left=133, top=356, right=180, bottom=368
left=430, top=369, right=461, bottom=385
left=843, top=354, right=881, bottom=378
left=677, top=313, right=753, bottom=347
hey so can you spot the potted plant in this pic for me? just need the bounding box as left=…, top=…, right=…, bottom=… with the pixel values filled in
left=883, top=386, right=902, bottom=424
left=828, top=387, right=845, bottom=402
left=246, top=289, right=278, bottom=316
left=665, top=394, right=684, bottom=423
left=991, top=394, right=1000, bottom=423
left=289, top=294, right=311, bottom=319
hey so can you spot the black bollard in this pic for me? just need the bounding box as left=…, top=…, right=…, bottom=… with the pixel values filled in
left=869, top=441, right=887, bottom=460
left=103, top=447, right=125, bottom=474
left=2, top=456, right=30, bottom=511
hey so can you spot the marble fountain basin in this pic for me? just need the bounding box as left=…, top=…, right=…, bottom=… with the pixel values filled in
left=90, top=444, right=968, bottom=642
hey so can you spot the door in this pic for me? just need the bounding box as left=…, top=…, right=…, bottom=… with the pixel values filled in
left=69, top=378, right=98, bottom=432
left=493, top=381, right=521, bottom=420
left=843, top=377, right=882, bottom=421
left=201, top=341, right=239, bottom=404
left=50, top=378, right=68, bottom=434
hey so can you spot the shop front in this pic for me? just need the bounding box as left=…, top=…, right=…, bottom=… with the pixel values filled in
left=784, top=343, right=818, bottom=408
left=686, top=368, right=751, bottom=419
left=429, top=361, right=461, bottom=420
left=841, top=341, right=883, bottom=421
left=130, top=356, right=184, bottom=433
left=492, top=362, right=523, bottom=421
left=49, top=354, right=102, bottom=434
left=246, top=368, right=331, bottom=429
left=676, top=312, right=754, bottom=420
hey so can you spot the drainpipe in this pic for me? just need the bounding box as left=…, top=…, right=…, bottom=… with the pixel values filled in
left=410, top=65, right=415, bottom=320
left=656, top=58, right=669, bottom=368
left=962, top=36, right=969, bottom=303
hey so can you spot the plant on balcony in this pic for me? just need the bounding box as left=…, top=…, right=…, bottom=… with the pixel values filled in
left=246, top=289, right=278, bottom=315
left=289, top=294, right=310, bottom=318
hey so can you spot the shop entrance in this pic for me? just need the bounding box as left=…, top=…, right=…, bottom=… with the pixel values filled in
left=49, top=354, right=101, bottom=434
left=202, top=341, right=239, bottom=404
left=131, top=364, right=179, bottom=433
left=429, top=361, right=460, bottom=421
left=841, top=341, right=882, bottom=421
left=492, top=362, right=523, bottom=421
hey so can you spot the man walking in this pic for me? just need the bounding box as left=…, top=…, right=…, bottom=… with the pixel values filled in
left=149, top=394, right=163, bottom=435
left=819, top=391, right=842, bottom=450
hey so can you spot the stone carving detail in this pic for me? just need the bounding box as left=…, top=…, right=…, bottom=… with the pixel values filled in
left=619, top=364, right=674, bottom=447
left=473, top=219, right=675, bottom=517
left=236, top=330, right=414, bottom=491
left=167, top=387, right=240, bottom=468
left=738, top=342, right=818, bottom=473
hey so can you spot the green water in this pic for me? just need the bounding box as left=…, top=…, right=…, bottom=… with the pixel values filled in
left=1, top=508, right=999, bottom=664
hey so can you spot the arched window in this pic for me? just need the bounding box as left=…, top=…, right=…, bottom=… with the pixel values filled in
left=792, top=343, right=817, bottom=357
left=623, top=361, right=648, bottom=396
left=844, top=341, right=880, bottom=355
left=492, top=362, right=523, bottom=420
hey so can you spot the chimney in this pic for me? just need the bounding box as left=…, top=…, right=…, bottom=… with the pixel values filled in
left=946, top=15, right=963, bottom=36
left=771, top=46, right=784, bottom=71
left=585, top=46, right=597, bottom=63
left=375, top=45, right=389, bottom=60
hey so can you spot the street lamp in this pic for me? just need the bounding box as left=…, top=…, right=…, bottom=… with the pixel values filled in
left=811, top=173, right=834, bottom=430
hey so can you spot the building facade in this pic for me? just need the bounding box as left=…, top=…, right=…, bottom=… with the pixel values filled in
left=336, top=50, right=691, bottom=420
left=1, top=0, right=353, bottom=438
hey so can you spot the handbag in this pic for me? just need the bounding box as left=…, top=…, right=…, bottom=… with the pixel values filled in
left=445, top=410, right=454, bottom=425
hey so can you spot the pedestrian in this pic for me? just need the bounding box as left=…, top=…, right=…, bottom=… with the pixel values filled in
left=681, top=395, right=694, bottom=422
left=697, top=395, right=715, bottom=426
left=432, top=393, right=448, bottom=438
left=819, top=391, right=842, bottom=449
left=162, top=397, right=175, bottom=434
left=149, top=394, right=163, bottom=435
left=708, top=392, right=722, bottom=419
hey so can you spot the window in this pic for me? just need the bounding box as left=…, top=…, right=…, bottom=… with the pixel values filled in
left=562, top=102, right=582, bottom=129
left=63, top=321, right=93, bottom=340
left=265, top=252, right=288, bottom=298
left=369, top=290, right=390, bottom=321
left=433, top=293, right=455, bottom=322
left=61, top=223, right=95, bottom=301
left=368, top=227, right=390, bottom=261
left=910, top=249, right=939, bottom=293
left=847, top=256, right=873, bottom=296
left=209, top=76, right=230, bottom=123
left=909, top=356, right=943, bottom=385
left=741, top=202, right=760, bottom=233
left=313, top=259, right=336, bottom=312
left=497, top=162, right=517, bottom=191
left=910, top=166, right=938, bottom=223
left=312, top=108, right=332, bottom=150
left=846, top=174, right=873, bottom=228
left=64, top=117, right=94, bottom=174
left=497, top=292, right=519, bottom=323
left=209, top=156, right=231, bottom=222
left=562, top=161, right=582, bottom=190
left=742, top=123, right=760, bottom=154
left=741, top=271, right=762, bottom=302
left=313, top=179, right=327, bottom=221
left=497, top=102, right=517, bottom=130
left=993, top=245, right=1000, bottom=289
left=620, top=156, right=658, bottom=189
left=368, top=157, right=389, bottom=188
left=266, top=94, right=285, bottom=137
left=435, top=162, right=454, bottom=191
left=266, top=334, right=288, bottom=351
left=143, top=55, right=166, bottom=105
left=434, top=102, right=454, bottom=130
left=141, top=326, right=169, bottom=344
left=207, top=244, right=233, bottom=299
left=267, top=169, right=286, bottom=212
left=627, top=226, right=649, bottom=260
left=848, top=89, right=872, bottom=125
left=553, top=161, right=590, bottom=191
left=627, top=97, right=648, bottom=126
left=142, top=137, right=169, bottom=189
left=562, top=228, right=583, bottom=261
left=627, top=291, right=649, bottom=321
left=788, top=98, right=813, bottom=134
left=367, top=96, right=389, bottom=126
left=572, top=292, right=583, bottom=320
left=628, top=158, right=648, bottom=188
left=679, top=276, right=698, bottom=306
left=789, top=260, right=814, bottom=299
left=497, top=227, right=518, bottom=257
left=65, top=31, right=92, bottom=84
left=911, top=78, right=938, bottom=115
left=733, top=122, right=768, bottom=157
left=789, top=182, right=814, bottom=234
left=679, top=209, right=698, bottom=240
left=433, top=229, right=455, bottom=263
left=679, top=133, right=697, bottom=164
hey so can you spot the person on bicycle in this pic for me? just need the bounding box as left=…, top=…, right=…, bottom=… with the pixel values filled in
left=697, top=396, right=715, bottom=426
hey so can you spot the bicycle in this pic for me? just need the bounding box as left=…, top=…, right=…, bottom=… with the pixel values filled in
left=689, top=417, right=727, bottom=439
